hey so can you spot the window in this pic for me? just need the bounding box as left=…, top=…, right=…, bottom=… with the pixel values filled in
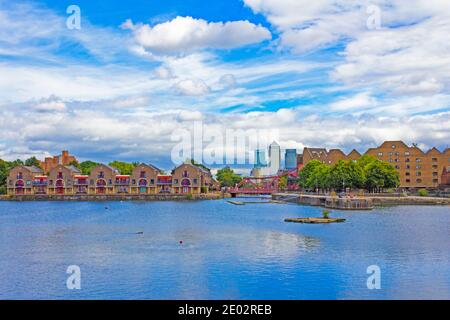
left=388, top=152, right=393, bottom=156
left=389, top=159, right=393, bottom=163
left=405, top=158, right=410, bottom=162
left=9, top=180, right=12, bottom=186
left=109, top=179, right=112, bottom=185
left=415, top=172, right=421, bottom=176
left=90, top=179, right=94, bottom=185
left=432, top=165, right=438, bottom=169
left=392, top=145, right=396, bottom=149
left=432, top=158, right=438, bottom=162
left=378, top=152, right=383, bottom=156
left=174, top=179, right=178, bottom=184
left=150, top=179, right=154, bottom=185
left=406, top=179, right=410, bottom=183
left=140, top=171, right=146, bottom=178
left=193, top=179, right=198, bottom=184
left=395, top=165, right=400, bottom=169
left=57, top=172, right=63, bottom=179
left=49, top=180, right=53, bottom=185
left=416, top=179, right=422, bottom=183
left=416, top=158, right=421, bottom=162
left=405, top=172, right=410, bottom=176
left=394, top=158, right=399, bottom=162
left=405, top=151, right=410, bottom=156
left=406, top=165, right=410, bottom=169
left=433, top=179, right=438, bottom=184
left=132, top=179, right=136, bottom=185
left=416, top=165, right=421, bottom=169
left=433, top=172, right=438, bottom=177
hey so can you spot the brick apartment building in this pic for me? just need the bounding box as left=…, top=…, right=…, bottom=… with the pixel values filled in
left=299, top=141, right=450, bottom=189
left=40, top=150, right=77, bottom=173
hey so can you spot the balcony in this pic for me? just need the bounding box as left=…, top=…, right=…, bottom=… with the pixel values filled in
left=74, top=180, right=89, bottom=186
left=32, top=181, right=48, bottom=186
left=115, top=180, right=130, bottom=185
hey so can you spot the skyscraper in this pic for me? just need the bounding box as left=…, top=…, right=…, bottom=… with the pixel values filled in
left=254, top=149, right=267, bottom=168
left=285, top=149, right=297, bottom=170
left=268, top=141, right=281, bottom=175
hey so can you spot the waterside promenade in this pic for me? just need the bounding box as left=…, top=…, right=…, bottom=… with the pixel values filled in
left=0, top=193, right=223, bottom=201
left=273, top=193, right=450, bottom=210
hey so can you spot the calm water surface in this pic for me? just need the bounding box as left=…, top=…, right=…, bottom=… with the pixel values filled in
left=0, top=198, right=449, bottom=299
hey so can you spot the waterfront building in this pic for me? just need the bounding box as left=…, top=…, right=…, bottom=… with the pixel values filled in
left=7, top=165, right=44, bottom=195
left=171, top=163, right=213, bottom=194
left=40, top=150, right=77, bottom=173
left=285, top=149, right=297, bottom=170
left=88, top=164, right=119, bottom=195
left=157, top=174, right=172, bottom=193
left=365, top=141, right=449, bottom=189
left=47, top=164, right=80, bottom=195
left=299, top=141, right=450, bottom=189
left=131, top=163, right=161, bottom=194
left=74, top=174, right=89, bottom=195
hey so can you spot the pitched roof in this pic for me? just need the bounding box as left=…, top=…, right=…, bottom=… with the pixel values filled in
left=24, top=165, right=44, bottom=173
left=65, top=165, right=81, bottom=173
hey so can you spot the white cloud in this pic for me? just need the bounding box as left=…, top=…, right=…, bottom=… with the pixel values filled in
left=154, top=65, right=175, bottom=79
left=174, top=79, right=210, bottom=96
left=123, top=16, right=271, bottom=54
left=218, top=74, right=237, bottom=89
left=32, top=96, right=67, bottom=113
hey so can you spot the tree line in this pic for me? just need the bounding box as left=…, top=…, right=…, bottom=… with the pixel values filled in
left=297, top=155, right=399, bottom=192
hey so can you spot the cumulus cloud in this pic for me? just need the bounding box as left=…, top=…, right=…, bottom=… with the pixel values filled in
left=1, top=98, right=449, bottom=170
left=122, top=16, right=271, bottom=54
left=174, top=79, right=210, bottom=96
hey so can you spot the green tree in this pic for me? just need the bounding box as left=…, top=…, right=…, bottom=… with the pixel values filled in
left=298, top=160, right=323, bottom=190
left=108, top=161, right=136, bottom=175
left=216, top=167, right=242, bottom=187
left=79, top=161, right=98, bottom=175
left=24, top=156, right=42, bottom=169
left=190, top=159, right=211, bottom=172
left=364, top=160, right=399, bottom=192
left=307, top=164, right=331, bottom=191
left=278, top=175, right=287, bottom=190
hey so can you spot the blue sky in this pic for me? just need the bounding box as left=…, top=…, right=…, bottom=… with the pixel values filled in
left=0, top=0, right=449, bottom=171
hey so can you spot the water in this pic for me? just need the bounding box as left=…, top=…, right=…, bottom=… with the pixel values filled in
left=0, top=198, right=449, bottom=299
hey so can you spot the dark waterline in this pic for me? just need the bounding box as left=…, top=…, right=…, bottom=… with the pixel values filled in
left=0, top=199, right=449, bottom=299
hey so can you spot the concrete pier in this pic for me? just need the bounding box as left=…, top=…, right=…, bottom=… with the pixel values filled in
left=273, top=193, right=450, bottom=210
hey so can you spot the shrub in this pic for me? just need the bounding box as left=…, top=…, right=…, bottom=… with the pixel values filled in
left=186, top=193, right=193, bottom=200
left=322, top=210, right=330, bottom=219
left=417, top=189, right=429, bottom=197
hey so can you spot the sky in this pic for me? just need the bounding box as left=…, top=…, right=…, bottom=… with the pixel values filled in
left=0, top=0, right=449, bottom=171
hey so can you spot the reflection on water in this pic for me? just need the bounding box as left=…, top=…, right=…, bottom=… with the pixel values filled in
left=0, top=199, right=449, bottom=299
